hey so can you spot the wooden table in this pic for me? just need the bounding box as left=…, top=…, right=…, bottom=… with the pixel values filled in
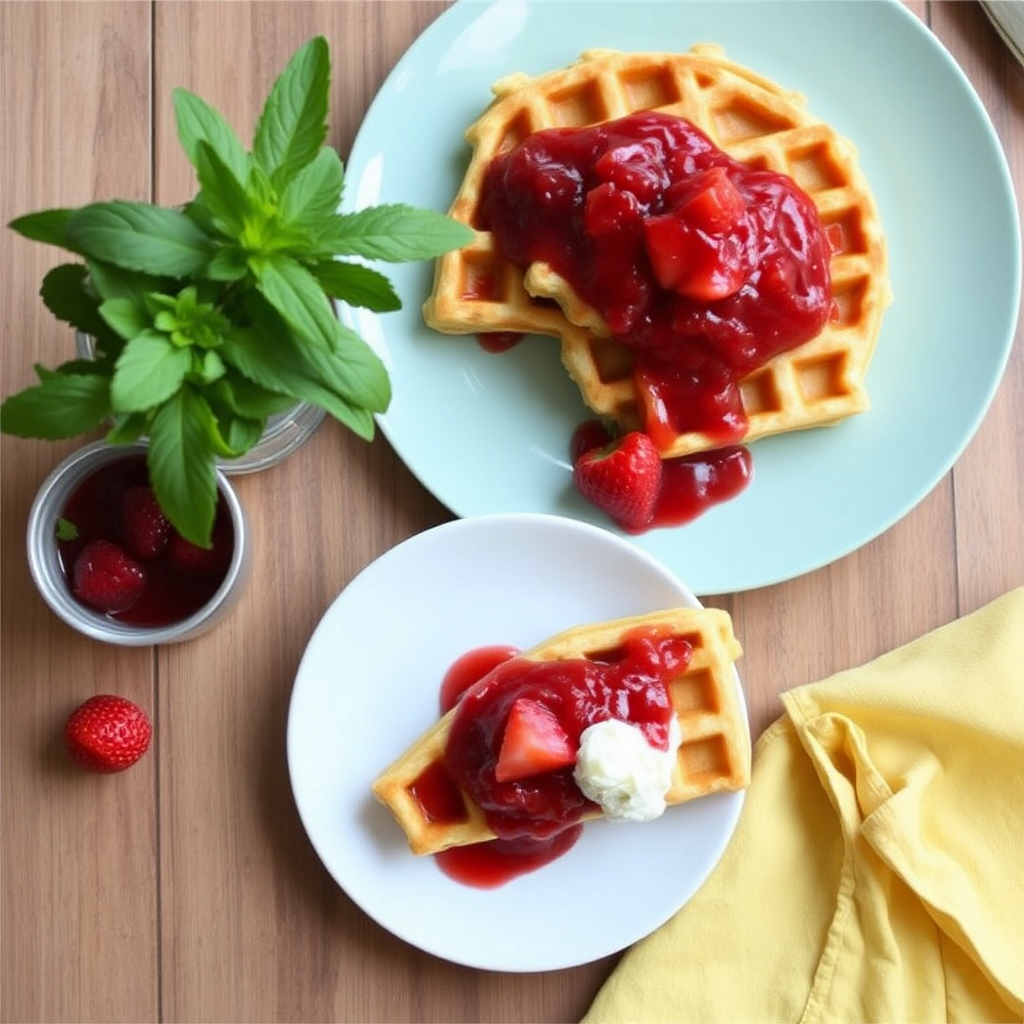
left=2, top=3, right=1021, bottom=1021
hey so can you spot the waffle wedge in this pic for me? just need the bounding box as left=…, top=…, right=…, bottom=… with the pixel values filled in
left=372, top=606, right=749, bottom=857
left=423, top=45, right=892, bottom=459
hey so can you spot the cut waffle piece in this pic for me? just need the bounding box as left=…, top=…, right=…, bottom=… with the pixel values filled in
left=372, top=606, right=750, bottom=857
left=422, top=45, right=892, bottom=459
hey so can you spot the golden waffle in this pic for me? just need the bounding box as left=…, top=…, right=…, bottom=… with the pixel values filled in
left=372, top=606, right=749, bottom=857
left=422, top=45, right=892, bottom=458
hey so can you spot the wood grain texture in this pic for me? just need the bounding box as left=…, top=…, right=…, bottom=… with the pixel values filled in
left=0, top=5, right=159, bottom=1024
left=2, top=2, right=1021, bottom=1022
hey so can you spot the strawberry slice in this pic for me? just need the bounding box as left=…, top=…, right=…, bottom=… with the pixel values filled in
left=643, top=213, right=708, bottom=292
left=646, top=166, right=752, bottom=302
left=584, top=181, right=642, bottom=239
left=670, top=165, right=747, bottom=235
left=495, top=698, right=576, bottom=783
left=644, top=213, right=750, bottom=303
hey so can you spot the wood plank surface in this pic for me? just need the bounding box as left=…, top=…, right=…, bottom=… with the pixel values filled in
left=2, top=2, right=1021, bottom=1021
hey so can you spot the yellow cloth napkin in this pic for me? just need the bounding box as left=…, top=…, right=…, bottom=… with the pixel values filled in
left=584, top=587, right=1024, bottom=1023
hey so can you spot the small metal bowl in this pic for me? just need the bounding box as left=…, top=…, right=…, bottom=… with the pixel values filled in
left=27, top=440, right=251, bottom=646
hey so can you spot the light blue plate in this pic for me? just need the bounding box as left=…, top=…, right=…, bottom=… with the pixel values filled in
left=340, top=0, right=1021, bottom=596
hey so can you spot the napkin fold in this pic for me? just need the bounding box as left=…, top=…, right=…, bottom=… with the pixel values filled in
left=584, top=587, right=1024, bottom=1023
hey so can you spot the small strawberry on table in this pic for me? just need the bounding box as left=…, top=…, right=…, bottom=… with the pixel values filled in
left=65, top=694, right=152, bottom=773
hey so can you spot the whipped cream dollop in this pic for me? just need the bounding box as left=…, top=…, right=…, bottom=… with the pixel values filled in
left=573, top=716, right=682, bottom=822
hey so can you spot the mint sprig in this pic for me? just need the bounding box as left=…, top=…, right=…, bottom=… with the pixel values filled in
left=1, top=36, right=472, bottom=547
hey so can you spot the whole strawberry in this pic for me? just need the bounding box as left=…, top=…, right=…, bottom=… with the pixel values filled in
left=573, top=430, right=663, bottom=532
left=72, top=539, right=147, bottom=613
left=65, top=694, right=152, bottom=773
left=119, top=485, right=171, bottom=560
left=167, top=531, right=230, bottom=577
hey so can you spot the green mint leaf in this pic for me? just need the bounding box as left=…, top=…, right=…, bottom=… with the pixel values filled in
left=253, top=254, right=339, bottom=349
left=39, top=263, right=108, bottom=337
left=299, top=324, right=390, bottom=413
left=111, top=331, right=191, bottom=413
left=241, top=287, right=388, bottom=410
left=323, top=204, right=474, bottom=262
left=253, top=36, right=329, bottom=188
left=147, top=390, right=219, bottom=547
left=248, top=294, right=389, bottom=411
left=206, top=371, right=295, bottom=419
left=206, top=245, right=250, bottom=282
left=9, top=209, right=75, bottom=248
left=193, top=348, right=226, bottom=385
left=105, top=413, right=149, bottom=445
left=84, top=262, right=164, bottom=359
left=314, top=260, right=401, bottom=313
left=179, top=194, right=220, bottom=238
left=279, top=146, right=344, bottom=228
left=0, top=370, right=110, bottom=439
left=87, top=258, right=165, bottom=304
left=245, top=161, right=278, bottom=212
left=65, top=201, right=213, bottom=277
left=56, top=517, right=79, bottom=541
left=52, top=358, right=112, bottom=377
left=221, top=326, right=375, bottom=439
left=194, top=140, right=249, bottom=237
left=217, top=413, right=264, bottom=456
left=173, top=87, right=250, bottom=187
left=327, top=398, right=374, bottom=440
left=100, top=296, right=150, bottom=340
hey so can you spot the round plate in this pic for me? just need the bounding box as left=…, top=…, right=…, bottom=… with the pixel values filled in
left=287, top=513, right=747, bottom=971
left=340, top=0, right=1021, bottom=595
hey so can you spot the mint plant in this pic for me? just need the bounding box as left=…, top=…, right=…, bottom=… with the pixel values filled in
left=1, top=36, right=471, bottom=546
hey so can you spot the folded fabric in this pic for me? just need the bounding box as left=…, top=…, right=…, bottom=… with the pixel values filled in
left=584, top=587, right=1024, bottom=1023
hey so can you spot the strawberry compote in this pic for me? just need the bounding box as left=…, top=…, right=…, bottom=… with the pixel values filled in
left=445, top=628, right=690, bottom=841
left=57, top=455, right=233, bottom=626
left=415, top=629, right=693, bottom=887
left=480, top=111, right=832, bottom=449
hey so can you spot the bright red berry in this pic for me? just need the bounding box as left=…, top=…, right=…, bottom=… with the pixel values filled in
left=167, top=532, right=229, bottom=577
left=65, top=694, right=152, bottom=773
left=573, top=430, right=663, bottom=533
left=495, top=698, right=576, bottom=783
left=644, top=167, right=753, bottom=303
left=119, top=486, right=171, bottom=560
left=667, top=165, right=747, bottom=235
left=72, top=540, right=147, bottom=613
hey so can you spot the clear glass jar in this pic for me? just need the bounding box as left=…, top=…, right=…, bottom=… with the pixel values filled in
left=74, top=331, right=325, bottom=474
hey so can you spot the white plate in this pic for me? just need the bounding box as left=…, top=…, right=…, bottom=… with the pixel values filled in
left=340, top=0, right=1021, bottom=595
left=287, top=514, right=747, bottom=971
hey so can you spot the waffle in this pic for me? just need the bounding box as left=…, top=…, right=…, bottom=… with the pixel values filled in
left=372, top=606, right=749, bottom=857
left=423, top=45, right=892, bottom=458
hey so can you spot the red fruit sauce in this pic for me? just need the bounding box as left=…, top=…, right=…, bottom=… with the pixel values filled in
left=570, top=420, right=753, bottom=531
left=478, top=111, right=833, bottom=528
left=57, top=455, right=233, bottom=627
left=439, top=644, right=521, bottom=713
left=654, top=445, right=753, bottom=530
left=416, top=629, right=693, bottom=888
left=477, top=331, right=524, bottom=354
